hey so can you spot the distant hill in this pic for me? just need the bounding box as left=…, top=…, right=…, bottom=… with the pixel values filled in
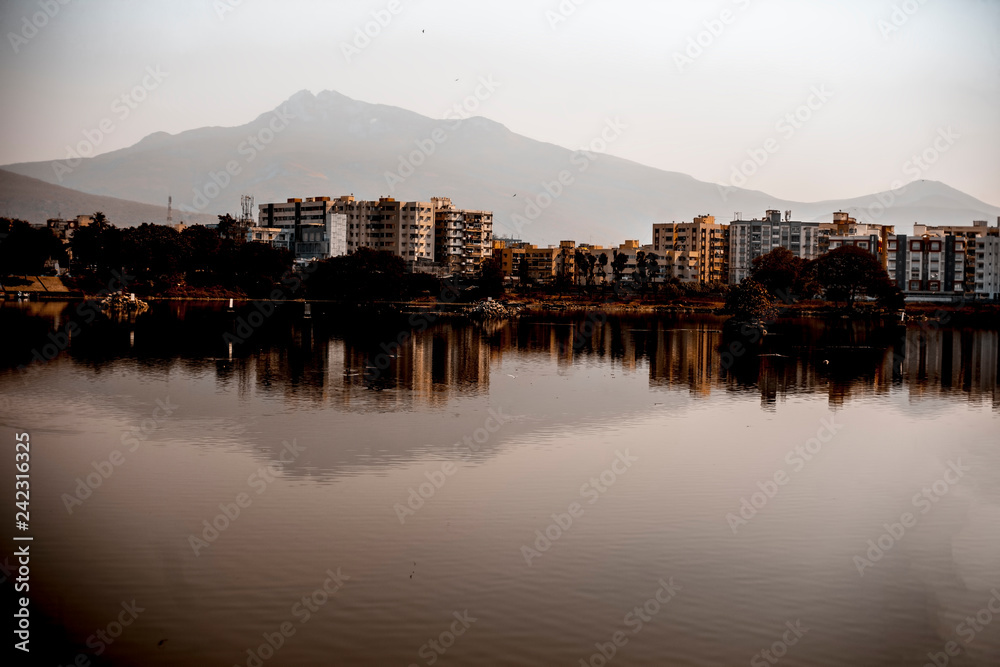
left=0, top=169, right=217, bottom=227
left=3, top=90, right=998, bottom=243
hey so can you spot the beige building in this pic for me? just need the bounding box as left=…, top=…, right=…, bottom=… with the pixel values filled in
left=912, top=219, right=998, bottom=292
left=432, top=197, right=494, bottom=274
left=652, top=215, right=728, bottom=284
left=329, top=196, right=435, bottom=261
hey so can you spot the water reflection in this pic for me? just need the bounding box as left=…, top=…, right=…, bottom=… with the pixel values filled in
left=2, top=301, right=998, bottom=412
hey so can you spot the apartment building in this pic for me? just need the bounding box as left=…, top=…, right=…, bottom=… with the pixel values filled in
left=330, top=196, right=435, bottom=261
left=912, top=219, right=999, bottom=292
left=728, top=210, right=820, bottom=283
left=887, top=234, right=966, bottom=295
left=255, top=197, right=348, bottom=261
left=974, top=236, right=1000, bottom=299
left=432, top=197, right=494, bottom=274
left=652, top=215, right=728, bottom=283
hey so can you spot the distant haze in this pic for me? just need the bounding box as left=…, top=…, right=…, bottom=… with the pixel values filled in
left=0, top=0, right=997, bottom=210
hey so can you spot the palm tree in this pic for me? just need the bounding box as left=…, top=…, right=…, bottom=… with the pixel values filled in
left=574, top=249, right=587, bottom=287
left=91, top=211, right=108, bottom=228
left=597, top=252, right=609, bottom=286
left=612, top=250, right=628, bottom=286
left=635, top=251, right=647, bottom=290
left=586, top=254, right=597, bottom=287
left=646, top=252, right=659, bottom=293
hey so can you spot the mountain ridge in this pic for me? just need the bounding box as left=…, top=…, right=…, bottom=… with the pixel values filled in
left=3, top=89, right=998, bottom=243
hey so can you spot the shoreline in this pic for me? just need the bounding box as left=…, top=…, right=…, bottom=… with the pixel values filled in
left=5, top=293, right=997, bottom=324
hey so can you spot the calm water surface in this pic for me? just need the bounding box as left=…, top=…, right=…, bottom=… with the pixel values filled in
left=1, top=301, right=998, bottom=666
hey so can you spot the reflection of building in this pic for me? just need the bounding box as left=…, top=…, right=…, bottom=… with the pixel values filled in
left=729, top=210, right=821, bottom=283
left=253, top=197, right=348, bottom=261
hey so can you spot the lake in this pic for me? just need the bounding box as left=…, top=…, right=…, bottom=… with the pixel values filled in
left=1, top=300, right=998, bottom=666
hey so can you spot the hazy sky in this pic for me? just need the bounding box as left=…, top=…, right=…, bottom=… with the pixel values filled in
left=1, top=0, right=998, bottom=205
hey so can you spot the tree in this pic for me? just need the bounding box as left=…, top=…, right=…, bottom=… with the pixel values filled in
left=478, top=255, right=504, bottom=298
left=0, top=219, right=67, bottom=274
left=611, top=250, right=628, bottom=285
left=750, top=247, right=804, bottom=301
left=308, top=247, right=406, bottom=302
left=71, top=220, right=123, bottom=275
left=585, top=254, right=597, bottom=287
left=217, top=214, right=249, bottom=243
left=812, top=245, right=894, bottom=309
left=91, top=211, right=108, bottom=228
left=635, top=251, right=647, bottom=291
left=574, top=249, right=588, bottom=287
left=597, top=252, right=608, bottom=286
left=723, top=279, right=777, bottom=322
left=646, top=252, right=659, bottom=292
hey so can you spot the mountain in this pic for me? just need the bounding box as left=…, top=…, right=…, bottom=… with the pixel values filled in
left=0, top=169, right=217, bottom=227
left=3, top=90, right=998, bottom=244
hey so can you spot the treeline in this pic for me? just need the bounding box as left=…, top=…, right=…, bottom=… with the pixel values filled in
left=1, top=214, right=292, bottom=297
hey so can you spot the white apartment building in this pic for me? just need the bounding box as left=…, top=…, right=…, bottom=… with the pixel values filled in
left=975, top=236, right=1000, bottom=299
left=432, top=197, right=494, bottom=273
left=728, top=210, right=820, bottom=283
left=332, top=196, right=435, bottom=261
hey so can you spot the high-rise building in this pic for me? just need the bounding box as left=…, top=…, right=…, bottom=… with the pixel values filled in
left=728, top=210, right=821, bottom=283
left=912, top=220, right=999, bottom=292
left=432, top=197, right=494, bottom=274
left=652, top=215, right=728, bottom=283
left=887, top=234, right=966, bottom=296
left=974, top=236, right=1000, bottom=299
left=254, top=197, right=348, bottom=261
left=332, top=196, right=435, bottom=261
